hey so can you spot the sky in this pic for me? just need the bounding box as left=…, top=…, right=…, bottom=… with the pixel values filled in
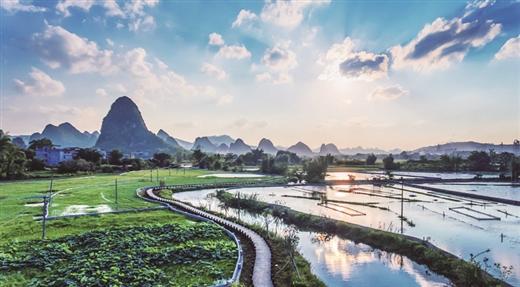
left=0, top=0, right=519, bottom=150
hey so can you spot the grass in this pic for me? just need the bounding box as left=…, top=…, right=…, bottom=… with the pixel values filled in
left=0, top=169, right=277, bottom=244
left=216, top=190, right=507, bottom=287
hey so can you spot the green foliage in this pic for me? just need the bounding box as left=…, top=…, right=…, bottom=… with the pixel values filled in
left=0, top=223, right=237, bottom=286
left=26, top=158, right=45, bottom=171
left=75, top=148, right=103, bottom=164
left=0, top=130, right=27, bottom=179
left=108, top=149, right=124, bottom=165
left=383, top=154, right=399, bottom=170
left=57, top=159, right=94, bottom=174
left=467, top=151, right=492, bottom=171
left=302, top=157, right=329, bottom=183
left=28, top=138, right=53, bottom=150
left=152, top=152, right=172, bottom=167
left=366, top=153, right=377, bottom=165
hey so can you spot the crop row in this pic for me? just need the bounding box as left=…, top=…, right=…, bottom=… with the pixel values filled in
left=0, top=222, right=237, bottom=286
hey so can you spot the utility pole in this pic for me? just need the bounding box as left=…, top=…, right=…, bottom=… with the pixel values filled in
left=42, top=195, right=49, bottom=240
left=400, top=177, right=404, bottom=234
left=150, top=169, right=152, bottom=182
left=156, top=168, right=159, bottom=183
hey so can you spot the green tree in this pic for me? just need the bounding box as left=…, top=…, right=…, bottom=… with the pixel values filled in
left=28, top=138, right=53, bottom=150
left=191, top=149, right=206, bottom=167
left=76, top=148, right=102, bottom=164
left=303, top=157, right=329, bottom=183
left=152, top=152, right=172, bottom=167
left=467, top=151, right=492, bottom=171
left=383, top=154, right=398, bottom=170
left=0, top=130, right=27, bottom=179
left=366, top=154, right=377, bottom=165
left=108, top=149, right=124, bottom=165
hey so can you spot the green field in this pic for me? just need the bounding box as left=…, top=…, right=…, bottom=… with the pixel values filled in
left=0, top=169, right=276, bottom=243
left=0, top=169, right=277, bottom=286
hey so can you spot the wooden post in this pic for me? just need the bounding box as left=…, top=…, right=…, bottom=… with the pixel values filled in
left=400, top=177, right=404, bottom=234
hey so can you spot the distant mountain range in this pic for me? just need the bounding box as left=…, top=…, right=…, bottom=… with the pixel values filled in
left=319, top=143, right=341, bottom=155
left=228, top=138, right=251, bottom=155
left=10, top=97, right=518, bottom=157
left=156, top=129, right=181, bottom=149
left=29, top=122, right=98, bottom=148
left=412, top=141, right=520, bottom=155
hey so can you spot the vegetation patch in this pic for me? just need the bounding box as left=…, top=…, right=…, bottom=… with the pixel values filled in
left=216, top=190, right=508, bottom=287
left=0, top=222, right=237, bottom=286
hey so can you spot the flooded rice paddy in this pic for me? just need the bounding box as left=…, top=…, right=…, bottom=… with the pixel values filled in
left=173, top=189, right=452, bottom=286
left=173, top=171, right=520, bottom=286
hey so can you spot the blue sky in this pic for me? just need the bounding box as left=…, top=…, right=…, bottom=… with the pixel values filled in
left=1, top=0, right=519, bottom=150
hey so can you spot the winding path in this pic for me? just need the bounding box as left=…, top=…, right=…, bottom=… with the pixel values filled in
left=140, top=186, right=273, bottom=287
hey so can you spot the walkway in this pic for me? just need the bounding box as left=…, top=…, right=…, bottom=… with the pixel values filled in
left=143, top=187, right=273, bottom=287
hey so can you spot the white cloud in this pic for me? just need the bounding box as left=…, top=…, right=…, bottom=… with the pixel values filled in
left=255, top=72, right=272, bottom=83
left=494, top=36, right=520, bottom=60
left=369, top=85, right=409, bottom=101
left=55, top=0, right=157, bottom=32
left=260, top=0, right=330, bottom=29
left=103, top=0, right=124, bottom=17
left=107, top=83, right=127, bottom=94
left=319, top=37, right=389, bottom=81
left=262, top=44, right=297, bottom=71
left=56, top=0, right=95, bottom=17
left=201, top=63, right=228, bottom=80
left=124, top=0, right=159, bottom=17
left=155, top=58, right=168, bottom=70
left=106, top=38, right=115, bottom=47
left=217, top=44, right=251, bottom=60
left=232, top=9, right=257, bottom=28
left=217, top=94, right=233, bottom=106
left=1, top=0, right=45, bottom=13
left=390, top=17, right=501, bottom=71
left=129, top=15, right=156, bottom=32
left=123, top=48, right=154, bottom=77
left=255, top=72, right=291, bottom=84
left=208, top=33, right=225, bottom=46
left=32, top=23, right=115, bottom=74
left=96, top=88, right=108, bottom=97
left=121, top=47, right=232, bottom=106
left=14, top=68, right=65, bottom=97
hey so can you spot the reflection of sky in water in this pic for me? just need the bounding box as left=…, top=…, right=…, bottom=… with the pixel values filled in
left=422, top=182, right=520, bottom=201
left=298, top=232, right=450, bottom=287
left=325, top=171, right=498, bottom=181
left=172, top=175, right=520, bottom=286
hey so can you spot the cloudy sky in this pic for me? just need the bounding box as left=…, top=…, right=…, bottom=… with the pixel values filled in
left=1, top=0, right=519, bottom=150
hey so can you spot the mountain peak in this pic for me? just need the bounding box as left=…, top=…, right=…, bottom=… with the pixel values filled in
left=288, top=141, right=313, bottom=156
left=258, top=138, right=277, bottom=154
left=319, top=143, right=341, bottom=155
left=229, top=138, right=251, bottom=155
left=95, top=97, right=167, bottom=153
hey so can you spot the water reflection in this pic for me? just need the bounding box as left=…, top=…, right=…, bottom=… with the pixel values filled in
left=301, top=232, right=450, bottom=287
left=173, top=189, right=452, bottom=287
